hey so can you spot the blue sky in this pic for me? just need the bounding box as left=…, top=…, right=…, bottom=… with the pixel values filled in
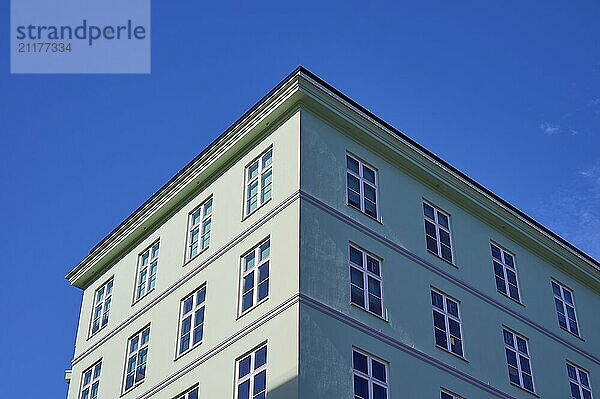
left=0, top=1, right=599, bottom=397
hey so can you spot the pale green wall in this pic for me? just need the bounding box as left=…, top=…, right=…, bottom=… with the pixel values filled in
left=67, top=110, right=301, bottom=399
left=298, top=107, right=599, bottom=398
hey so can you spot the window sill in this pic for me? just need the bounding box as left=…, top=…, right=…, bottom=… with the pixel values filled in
left=120, top=381, right=145, bottom=397
left=509, top=382, right=539, bottom=398
left=347, top=203, right=383, bottom=225
left=87, top=324, right=108, bottom=341
left=236, top=297, right=269, bottom=320
left=174, top=341, right=203, bottom=362
left=350, top=302, right=389, bottom=323
left=559, top=326, right=585, bottom=342
left=427, top=249, right=457, bottom=269
left=131, top=288, right=155, bottom=307
left=182, top=247, right=209, bottom=268
left=435, top=345, right=469, bottom=363
left=241, top=198, right=272, bottom=222
left=497, top=291, right=525, bottom=308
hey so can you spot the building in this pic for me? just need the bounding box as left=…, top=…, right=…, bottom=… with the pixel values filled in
left=65, top=67, right=600, bottom=399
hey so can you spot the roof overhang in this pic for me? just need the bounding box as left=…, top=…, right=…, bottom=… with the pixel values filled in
left=66, top=66, right=600, bottom=289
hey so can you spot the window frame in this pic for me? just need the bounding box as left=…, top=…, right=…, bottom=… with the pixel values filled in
left=244, top=147, right=273, bottom=217
left=79, top=359, right=102, bottom=399
left=502, top=327, right=535, bottom=394
left=122, top=324, right=151, bottom=394
left=348, top=244, right=385, bottom=318
left=238, top=238, right=271, bottom=316
left=352, top=348, right=390, bottom=399
left=490, top=242, right=522, bottom=303
left=440, top=389, right=463, bottom=399
left=430, top=288, right=465, bottom=358
left=88, top=277, right=114, bottom=337
left=174, top=385, right=199, bottom=399
left=566, top=361, right=594, bottom=399
left=133, top=240, right=160, bottom=304
left=185, top=196, right=213, bottom=262
left=234, top=343, right=268, bottom=399
left=346, top=153, right=380, bottom=221
left=551, top=279, right=581, bottom=337
left=176, top=285, right=207, bottom=358
left=422, top=201, right=454, bottom=264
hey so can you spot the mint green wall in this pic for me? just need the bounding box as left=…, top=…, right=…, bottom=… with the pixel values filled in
left=67, top=110, right=301, bottom=399
left=298, top=107, right=599, bottom=397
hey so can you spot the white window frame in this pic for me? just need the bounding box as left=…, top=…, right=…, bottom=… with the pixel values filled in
left=349, top=244, right=384, bottom=318
left=238, top=238, right=270, bottom=316
left=89, top=277, right=113, bottom=337
left=177, top=285, right=207, bottom=357
left=567, top=362, right=594, bottom=399
left=352, top=348, right=389, bottom=399
left=490, top=242, right=521, bottom=302
left=503, top=327, right=535, bottom=393
left=346, top=153, right=380, bottom=220
left=174, top=385, right=199, bottom=399
left=134, top=241, right=160, bottom=303
left=552, top=280, right=581, bottom=337
left=79, top=359, right=102, bottom=399
left=235, top=344, right=267, bottom=399
left=423, top=201, right=454, bottom=263
left=431, top=289, right=464, bottom=358
left=244, top=148, right=273, bottom=217
left=123, top=325, right=150, bottom=393
left=186, top=197, right=213, bottom=261
left=440, top=389, right=463, bottom=399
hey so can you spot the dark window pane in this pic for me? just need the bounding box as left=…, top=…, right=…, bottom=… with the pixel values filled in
left=491, top=244, right=502, bottom=260
left=369, top=295, right=382, bottom=316
left=451, top=337, right=463, bottom=356
left=237, top=380, right=250, bottom=399
left=347, top=156, right=359, bottom=174
left=437, top=213, right=449, bottom=228
left=425, top=220, right=437, bottom=237
left=242, top=291, right=253, bottom=312
left=446, top=300, right=459, bottom=317
left=373, top=384, right=387, bottom=399
left=505, top=349, right=518, bottom=367
left=257, top=280, right=269, bottom=301
left=580, top=370, right=590, bottom=387
left=350, top=267, right=364, bottom=288
left=567, top=364, right=577, bottom=380
left=254, top=370, right=266, bottom=394
left=365, top=200, right=377, bottom=218
left=348, top=191, right=361, bottom=208
left=503, top=330, right=514, bottom=346
left=522, top=374, right=534, bottom=392
left=493, top=262, right=504, bottom=277
left=363, top=166, right=376, bottom=184
left=564, top=289, right=573, bottom=304
left=350, top=247, right=363, bottom=266
left=552, top=281, right=561, bottom=296
left=255, top=346, right=267, bottom=368
left=506, top=270, right=517, bottom=285
left=363, top=184, right=376, bottom=202
left=366, top=256, right=380, bottom=275
left=347, top=174, right=360, bottom=192
left=439, top=230, right=451, bottom=246
left=435, top=328, right=448, bottom=348
left=508, top=365, right=520, bottom=384
left=352, top=351, right=368, bottom=373
left=571, top=382, right=582, bottom=399
left=371, top=360, right=386, bottom=382
left=243, top=273, right=254, bottom=293
left=353, top=375, right=368, bottom=399
left=183, top=297, right=193, bottom=314
left=193, top=324, right=203, bottom=345
left=238, top=356, right=251, bottom=378
left=431, top=291, right=444, bottom=309
left=504, top=253, right=514, bottom=267
left=448, top=319, right=461, bottom=338
left=258, top=264, right=269, bottom=282
left=496, top=276, right=507, bottom=293
left=426, top=236, right=438, bottom=253
left=423, top=203, right=435, bottom=219
left=367, top=277, right=381, bottom=296
left=351, top=286, right=365, bottom=307
left=433, top=311, right=446, bottom=329
left=516, top=337, right=528, bottom=354
left=441, top=245, right=453, bottom=262
left=508, top=284, right=520, bottom=301
left=520, top=356, right=531, bottom=373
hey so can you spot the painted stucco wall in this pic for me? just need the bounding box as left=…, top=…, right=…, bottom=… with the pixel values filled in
left=67, top=110, right=301, bottom=399
left=298, top=107, right=599, bottom=398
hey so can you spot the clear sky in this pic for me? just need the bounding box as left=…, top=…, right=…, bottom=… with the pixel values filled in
left=0, top=1, right=599, bottom=397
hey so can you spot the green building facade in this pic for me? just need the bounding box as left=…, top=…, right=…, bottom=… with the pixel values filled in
left=66, top=67, right=599, bottom=399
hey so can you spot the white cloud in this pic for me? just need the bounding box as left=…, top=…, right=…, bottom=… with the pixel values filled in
left=539, top=122, right=560, bottom=135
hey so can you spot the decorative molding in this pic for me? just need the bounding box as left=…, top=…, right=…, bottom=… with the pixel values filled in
left=71, top=191, right=301, bottom=367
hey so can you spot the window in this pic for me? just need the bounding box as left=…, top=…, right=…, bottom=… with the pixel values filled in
left=177, top=286, right=206, bottom=356
left=567, top=362, right=593, bottom=399
left=431, top=290, right=464, bottom=357
left=490, top=243, right=521, bottom=302
left=135, top=241, right=160, bottom=302
left=503, top=328, right=535, bottom=393
left=79, top=360, right=102, bottom=399
left=440, top=390, right=462, bottom=399
left=423, top=202, right=453, bottom=263
left=90, top=278, right=113, bottom=336
left=346, top=154, right=379, bottom=219
left=175, top=386, right=199, bottom=399
left=239, top=239, right=270, bottom=315
left=235, top=345, right=267, bottom=399
left=123, top=326, right=150, bottom=393
left=187, top=198, right=213, bottom=260
left=552, top=280, right=580, bottom=336
left=245, top=148, right=272, bottom=216
left=352, top=349, right=389, bottom=399
left=349, top=245, right=384, bottom=317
